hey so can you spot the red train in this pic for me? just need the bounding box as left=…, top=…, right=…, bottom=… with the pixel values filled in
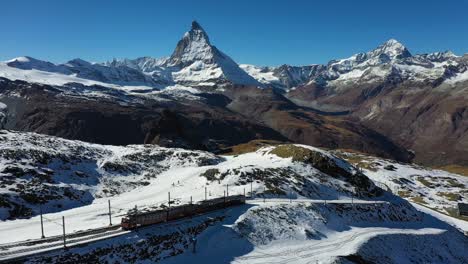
left=121, top=195, right=246, bottom=230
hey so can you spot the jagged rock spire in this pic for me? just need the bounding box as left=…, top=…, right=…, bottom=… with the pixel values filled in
left=166, top=21, right=213, bottom=67
left=164, top=21, right=260, bottom=86
left=191, top=20, right=204, bottom=31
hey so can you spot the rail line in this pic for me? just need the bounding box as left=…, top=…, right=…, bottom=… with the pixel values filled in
left=0, top=225, right=121, bottom=250
left=0, top=198, right=390, bottom=262
left=0, top=208, right=228, bottom=262
left=0, top=228, right=127, bottom=259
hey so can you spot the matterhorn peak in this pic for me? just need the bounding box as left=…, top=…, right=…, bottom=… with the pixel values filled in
left=186, top=20, right=210, bottom=44
left=191, top=20, right=204, bottom=31
left=165, top=21, right=214, bottom=67
left=163, top=21, right=259, bottom=86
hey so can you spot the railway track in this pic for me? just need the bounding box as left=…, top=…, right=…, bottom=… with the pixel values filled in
left=0, top=225, right=121, bottom=250
left=0, top=209, right=225, bottom=262
left=0, top=225, right=125, bottom=262
left=0, top=229, right=127, bottom=256
left=0, top=198, right=390, bottom=262
left=0, top=200, right=240, bottom=262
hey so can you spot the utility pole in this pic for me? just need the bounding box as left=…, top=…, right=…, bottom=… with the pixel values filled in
left=263, top=187, right=265, bottom=203
left=205, top=186, right=207, bottom=201
left=250, top=175, right=253, bottom=198
left=290, top=191, right=292, bottom=203
left=168, top=192, right=171, bottom=209
left=62, top=216, right=66, bottom=249
left=165, top=193, right=171, bottom=222
left=40, top=207, right=45, bottom=239
left=189, top=196, right=193, bottom=219
left=243, top=188, right=245, bottom=197
left=224, top=190, right=226, bottom=206
left=226, top=184, right=229, bottom=196
left=108, top=200, right=112, bottom=226
left=192, top=237, right=197, bottom=253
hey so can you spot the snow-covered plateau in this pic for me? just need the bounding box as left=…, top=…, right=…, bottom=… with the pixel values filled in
left=0, top=131, right=466, bottom=263
left=334, top=151, right=468, bottom=229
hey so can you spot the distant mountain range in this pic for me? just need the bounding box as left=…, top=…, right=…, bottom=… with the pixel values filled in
left=1, top=21, right=467, bottom=167
left=3, top=21, right=466, bottom=92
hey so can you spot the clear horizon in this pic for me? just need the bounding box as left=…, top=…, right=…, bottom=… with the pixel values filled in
left=1, top=0, right=467, bottom=66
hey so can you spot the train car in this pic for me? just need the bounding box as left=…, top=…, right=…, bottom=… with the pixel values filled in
left=196, top=195, right=246, bottom=214
left=226, top=195, right=246, bottom=206
left=121, top=195, right=246, bottom=230
left=121, top=209, right=167, bottom=230
left=167, top=204, right=197, bottom=221
left=197, top=197, right=226, bottom=214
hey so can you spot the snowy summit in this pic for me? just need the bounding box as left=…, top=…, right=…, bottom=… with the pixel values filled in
left=164, top=20, right=260, bottom=86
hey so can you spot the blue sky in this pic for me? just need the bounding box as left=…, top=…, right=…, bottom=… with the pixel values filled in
left=1, top=0, right=467, bottom=66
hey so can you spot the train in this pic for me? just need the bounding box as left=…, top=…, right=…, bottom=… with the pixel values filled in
left=121, top=195, right=246, bottom=230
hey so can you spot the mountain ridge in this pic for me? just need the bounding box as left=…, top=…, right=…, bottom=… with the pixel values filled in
left=3, top=22, right=467, bottom=92
left=1, top=21, right=467, bottom=166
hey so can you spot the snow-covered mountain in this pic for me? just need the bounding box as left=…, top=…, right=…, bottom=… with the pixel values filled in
left=4, top=56, right=161, bottom=88
left=243, top=39, right=468, bottom=90
left=1, top=22, right=468, bottom=166
left=281, top=41, right=468, bottom=167
left=1, top=21, right=260, bottom=90
left=2, top=23, right=467, bottom=92
left=240, top=64, right=325, bottom=90
left=319, top=39, right=466, bottom=88
left=165, top=21, right=259, bottom=87
left=107, top=21, right=260, bottom=87
left=1, top=21, right=468, bottom=264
